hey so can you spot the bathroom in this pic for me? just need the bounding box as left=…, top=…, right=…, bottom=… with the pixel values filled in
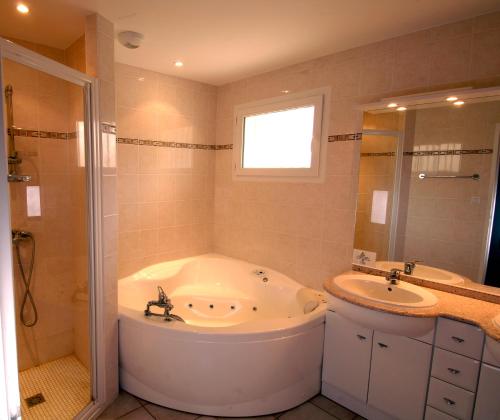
left=0, top=1, right=499, bottom=419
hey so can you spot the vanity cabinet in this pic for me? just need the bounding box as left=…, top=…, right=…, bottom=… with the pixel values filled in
left=473, top=363, right=500, bottom=419
left=473, top=337, right=500, bottom=420
left=368, top=331, right=432, bottom=420
left=322, top=311, right=433, bottom=420
left=322, top=311, right=372, bottom=401
left=426, top=318, right=485, bottom=420
left=322, top=313, right=500, bottom=420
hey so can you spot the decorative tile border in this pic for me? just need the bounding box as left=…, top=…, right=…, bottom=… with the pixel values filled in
left=8, top=128, right=76, bottom=140
left=361, top=152, right=396, bottom=157
left=328, top=133, right=362, bottom=142
left=361, top=149, right=493, bottom=157
left=404, top=148, right=493, bottom=156
left=116, top=137, right=227, bottom=150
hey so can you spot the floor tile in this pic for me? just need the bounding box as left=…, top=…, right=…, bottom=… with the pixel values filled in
left=98, top=390, right=142, bottom=419
left=310, top=395, right=357, bottom=420
left=144, top=403, right=198, bottom=419
left=216, top=416, right=275, bottom=419
left=120, top=407, right=155, bottom=419
left=278, top=402, right=335, bottom=420
left=19, top=354, right=91, bottom=420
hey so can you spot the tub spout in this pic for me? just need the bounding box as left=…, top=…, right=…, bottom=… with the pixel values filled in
left=144, top=286, right=185, bottom=322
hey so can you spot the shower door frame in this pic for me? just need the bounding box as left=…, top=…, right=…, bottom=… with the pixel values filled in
left=0, top=38, right=106, bottom=419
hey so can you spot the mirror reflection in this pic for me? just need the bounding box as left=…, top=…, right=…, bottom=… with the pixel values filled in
left=355, top=96, right=500, bottom=288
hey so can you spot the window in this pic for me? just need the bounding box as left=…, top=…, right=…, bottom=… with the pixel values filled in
left=233, top=88, right=329, bottom=181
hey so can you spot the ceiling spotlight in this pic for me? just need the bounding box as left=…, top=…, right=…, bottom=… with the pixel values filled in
left=281, top=90, right=290, bottom=94
left=174, top=60, right=184, bottom=67
left=453, top=100, right=465, bottom=106
left=396, top=106, right=407, bottom=111
left=387, top=103, right=398, bottom=108
left=446, top=96, right=458, bottom=102
left=138, top=77, right=145, bottom=82
left=117, top=31, right=144, bottom=49
left=16, top=3, right=29, bottom=14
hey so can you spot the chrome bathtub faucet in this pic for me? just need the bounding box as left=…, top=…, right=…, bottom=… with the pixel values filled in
left=144, top=286, right=184, bottom=322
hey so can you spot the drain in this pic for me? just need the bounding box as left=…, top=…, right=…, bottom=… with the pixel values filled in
left=26, top=393, right=45, bottom=408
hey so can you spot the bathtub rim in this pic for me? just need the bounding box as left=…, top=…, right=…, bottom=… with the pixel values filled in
left=118, top=253, right=327, bottom=340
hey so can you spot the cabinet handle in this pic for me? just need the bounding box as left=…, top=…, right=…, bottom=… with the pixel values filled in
left=451, top=336, right=464, bottom=343
left=377, top=342, right=388, bottom=348
left=443, top=397, right=456, bottom=406
left=447, top=368, right=460, bottom=375
left=356, top=334, right=366, bottom=341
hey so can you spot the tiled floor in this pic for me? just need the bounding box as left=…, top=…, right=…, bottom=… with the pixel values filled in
left=98, top=390, right=366, bottom=420
left=18, top=354, right=91, bottom=420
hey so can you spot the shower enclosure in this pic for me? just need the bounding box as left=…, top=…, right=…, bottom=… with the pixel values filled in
left=0, top=39, right=105, bottom=419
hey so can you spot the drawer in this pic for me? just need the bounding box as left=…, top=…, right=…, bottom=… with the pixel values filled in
left=435, top=318, right=484, bottom=360
left=428, top=377, right=475, bottom=420
left=425, top=406, right=458, bottom=420
left=432, top=348, right=480, bottom=392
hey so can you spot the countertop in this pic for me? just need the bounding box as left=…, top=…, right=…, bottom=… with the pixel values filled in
left=324, top=271, right=500, bottom=342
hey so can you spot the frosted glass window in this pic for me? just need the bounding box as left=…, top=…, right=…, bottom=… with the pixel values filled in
left=242, top=106, right=315, bottom=169
left=371, top=190, right=388, bottom=225
left=233, top=88, right=328, bottom=180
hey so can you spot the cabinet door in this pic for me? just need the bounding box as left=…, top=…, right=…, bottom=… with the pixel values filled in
left=322, top=311, right=373, bottom=402
left=368, top=331, right=432, bottom=420
left=474, top=363, right=500, bottom=420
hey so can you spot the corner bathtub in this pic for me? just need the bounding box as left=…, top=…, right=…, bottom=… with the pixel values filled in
left=118, top=254, right=327, bottom=417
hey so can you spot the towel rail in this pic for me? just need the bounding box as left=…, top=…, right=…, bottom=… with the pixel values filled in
left=417, top=173, right=480, bottom=180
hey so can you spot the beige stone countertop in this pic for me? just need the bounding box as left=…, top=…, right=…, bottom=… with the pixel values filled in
left=324, top=271, right=500, bottom=342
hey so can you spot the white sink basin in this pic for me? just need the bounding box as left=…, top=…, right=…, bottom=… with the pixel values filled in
left=486, top=315, right=500, bottom=363
left=334, top=274, right=438, bottom=308
left=328, top=274, right=437, bottom=337
left=494, top=314, right=500, bottom=329
left=375, top=261, right=465, bottom=285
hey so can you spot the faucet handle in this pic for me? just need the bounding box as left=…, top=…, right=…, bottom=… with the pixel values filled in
left=157, top=286, right=168, bottom=304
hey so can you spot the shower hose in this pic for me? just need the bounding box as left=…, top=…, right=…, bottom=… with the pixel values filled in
left=13, top=234, right=38, bottom=327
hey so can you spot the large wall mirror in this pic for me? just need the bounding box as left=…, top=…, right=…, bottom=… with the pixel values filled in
left=354, top=88, right=500, bottom=289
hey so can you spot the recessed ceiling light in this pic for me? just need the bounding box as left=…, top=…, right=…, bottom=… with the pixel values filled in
left=396, top=106, right=407, bottom=111
left=138, top=77, right=145, bottom=82
left=16, top=3, right=29, bottom=14
left=281, top=90, right=290, bottom=94
left=174, top=60, right=184, bottom=68
left=446, top=96, right=458, bottom=102
left=387, top=103, right=398, bottom=108
left=453, top=100, right=465, bottom=106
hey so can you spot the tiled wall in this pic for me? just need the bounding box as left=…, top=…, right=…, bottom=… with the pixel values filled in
left=116, top=63, right=216, bottom=278
left=354, top=135, right=398, bottom=261
left=395, top=101, right=500, bottom=280
left=212, top=12, right=500, bottom=289
left=3, top=44, right=88, bottom=371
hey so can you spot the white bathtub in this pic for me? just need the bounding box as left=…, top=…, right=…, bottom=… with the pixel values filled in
left=118, top=254, right=327, bottom=417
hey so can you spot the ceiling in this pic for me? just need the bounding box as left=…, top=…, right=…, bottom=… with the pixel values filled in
left=1, top=0, right=499, bottom=86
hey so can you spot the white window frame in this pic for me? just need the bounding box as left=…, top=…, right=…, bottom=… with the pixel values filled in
left=232, top=87, right=330, bottom=182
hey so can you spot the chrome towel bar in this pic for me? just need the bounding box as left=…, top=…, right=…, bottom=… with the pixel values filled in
left=418, top=172, right=480, bottom=180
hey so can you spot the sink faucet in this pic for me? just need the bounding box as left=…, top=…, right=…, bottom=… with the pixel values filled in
left=144, top=286, right=184, bottom=322
left=386, top=268, right=403, bottom=285
left=404, top=260, right=422, bottom=275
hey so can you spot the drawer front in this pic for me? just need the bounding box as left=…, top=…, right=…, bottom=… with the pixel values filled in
left=435, top=318, right=484, bottom=360
left=432, top=348, right=480, bottom=392
left=425, top=406, right=458, bottom=420
left=428, top=378, right=475, bottom=420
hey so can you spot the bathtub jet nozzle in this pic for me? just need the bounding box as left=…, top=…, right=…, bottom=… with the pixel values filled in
left=144, top=286, right=185, bottom=323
